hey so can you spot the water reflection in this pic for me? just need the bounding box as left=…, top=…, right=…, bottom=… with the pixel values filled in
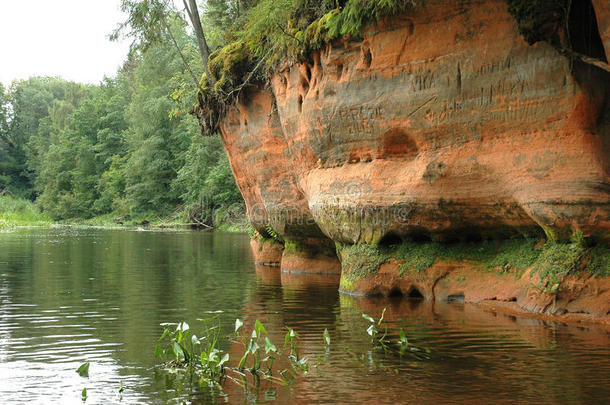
left=0, top=228, right=608, bottom=404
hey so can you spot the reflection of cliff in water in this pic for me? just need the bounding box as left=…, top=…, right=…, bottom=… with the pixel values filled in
left=224, top=269, right=610, bottom=404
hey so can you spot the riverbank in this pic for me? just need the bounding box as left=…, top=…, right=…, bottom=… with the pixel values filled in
left=0, top=196, right=247, bottom=232
left=0, top=196, right=52, bottom=230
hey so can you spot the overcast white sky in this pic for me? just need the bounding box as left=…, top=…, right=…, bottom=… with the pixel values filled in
left=0, top=0, right=131, bottom=87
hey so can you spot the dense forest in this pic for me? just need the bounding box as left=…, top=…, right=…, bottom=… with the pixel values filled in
left=0, top=3, right=244, bottom=227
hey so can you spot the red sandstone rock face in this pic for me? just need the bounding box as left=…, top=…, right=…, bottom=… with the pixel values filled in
left=217, top=0, right=609, bottom=315
left=345, top=259, right=610, bottom=321
left=269, top=0, right=610, bottom=245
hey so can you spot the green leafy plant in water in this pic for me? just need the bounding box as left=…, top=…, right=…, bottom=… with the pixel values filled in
left=76, top=362, right=90, bottom=377
left=323, top=328, right=331, bottom=346
left=235, top=318, right=278, bottom=375
left=362, top=307, right=388, bottom=346
left=81, top=387, right=87, bottom=402
left=156, top=319, right=229, bottom=388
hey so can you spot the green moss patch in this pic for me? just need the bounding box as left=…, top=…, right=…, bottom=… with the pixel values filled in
left=585, top=245, right=610, bottom=278
left=337, top=236, right=610, bottom=291
left=338, top=242, right=391, bottom=281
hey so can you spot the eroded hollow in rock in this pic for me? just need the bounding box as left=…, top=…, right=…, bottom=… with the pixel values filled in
left=378, top=232, right=403, bottom=247
left=407, top=287, right=424, bottom=299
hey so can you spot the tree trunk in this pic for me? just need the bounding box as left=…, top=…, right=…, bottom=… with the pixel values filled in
left=183, top=0, right=216, bottom=86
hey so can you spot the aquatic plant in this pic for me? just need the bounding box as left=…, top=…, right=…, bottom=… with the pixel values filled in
left=156, top=318, right=229, bottom=387
left=362, top=307, right=388, bottom=345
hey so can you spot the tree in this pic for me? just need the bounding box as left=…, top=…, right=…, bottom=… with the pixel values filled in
left=114, top=0, right=215, bottom=91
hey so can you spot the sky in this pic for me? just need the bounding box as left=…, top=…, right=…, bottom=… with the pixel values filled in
left=0, top=0, right=131, bottom=87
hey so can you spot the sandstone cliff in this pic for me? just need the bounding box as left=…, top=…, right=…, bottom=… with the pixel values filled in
left=199, top=0, right=610, bottom=322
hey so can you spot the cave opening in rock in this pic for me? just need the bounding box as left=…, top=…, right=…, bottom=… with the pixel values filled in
left=408, top=287, right=424, bottom=299
left=379, top=232, right=402, bottom=247
left=389, top=287, right=404, bottom=297
left=568, top=0, right=607, bottom=62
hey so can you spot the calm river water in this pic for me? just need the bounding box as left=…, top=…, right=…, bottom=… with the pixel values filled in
left=0, top=228, right=609, bottom=404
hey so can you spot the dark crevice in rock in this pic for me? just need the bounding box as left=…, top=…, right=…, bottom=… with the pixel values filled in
left=378, top=232, right=402, bottom=247
left=408, top=287, right=424, bottom=299
left=569, top=0, right=608, bottom=62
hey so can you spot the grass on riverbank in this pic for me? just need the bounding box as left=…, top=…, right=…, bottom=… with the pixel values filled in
left=0, top=195, right=52, bottom=229
left=0, top=195, right=248, bottom=232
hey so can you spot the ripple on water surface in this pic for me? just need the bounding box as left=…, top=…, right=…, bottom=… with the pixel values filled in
left=0, top=228, right=609, bottom=404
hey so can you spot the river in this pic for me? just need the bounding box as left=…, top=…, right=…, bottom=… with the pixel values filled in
left=0, top=228, right=608, bottom=404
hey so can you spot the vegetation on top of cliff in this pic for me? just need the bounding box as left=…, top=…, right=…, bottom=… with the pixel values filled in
left=196, top=0, right=420, bottom=133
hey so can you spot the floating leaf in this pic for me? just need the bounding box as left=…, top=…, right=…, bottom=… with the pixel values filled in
left=76, top=362, right=90, bottom=377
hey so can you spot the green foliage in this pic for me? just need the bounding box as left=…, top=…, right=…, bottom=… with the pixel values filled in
left=362, top=307, right=387, bottom=344
left=395, top=238, right=543, bottom=275
left=2, top=18, right=243, bottom=226
left=156, top=319, right=229, bottom=387
left=0, top=195, right=51, bottom=229
left=586, top=245, right=610, bottom=278
left=339, top=235, right=608, bottom=296
left=337, top=242, right=391, bottom=281
left=531, top=239, right=586, bottom=294
left=208, top=39, right=256, bottom=96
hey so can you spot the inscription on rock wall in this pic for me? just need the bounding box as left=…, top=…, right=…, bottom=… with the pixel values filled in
left=321, top=106, right=385, bottom=142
